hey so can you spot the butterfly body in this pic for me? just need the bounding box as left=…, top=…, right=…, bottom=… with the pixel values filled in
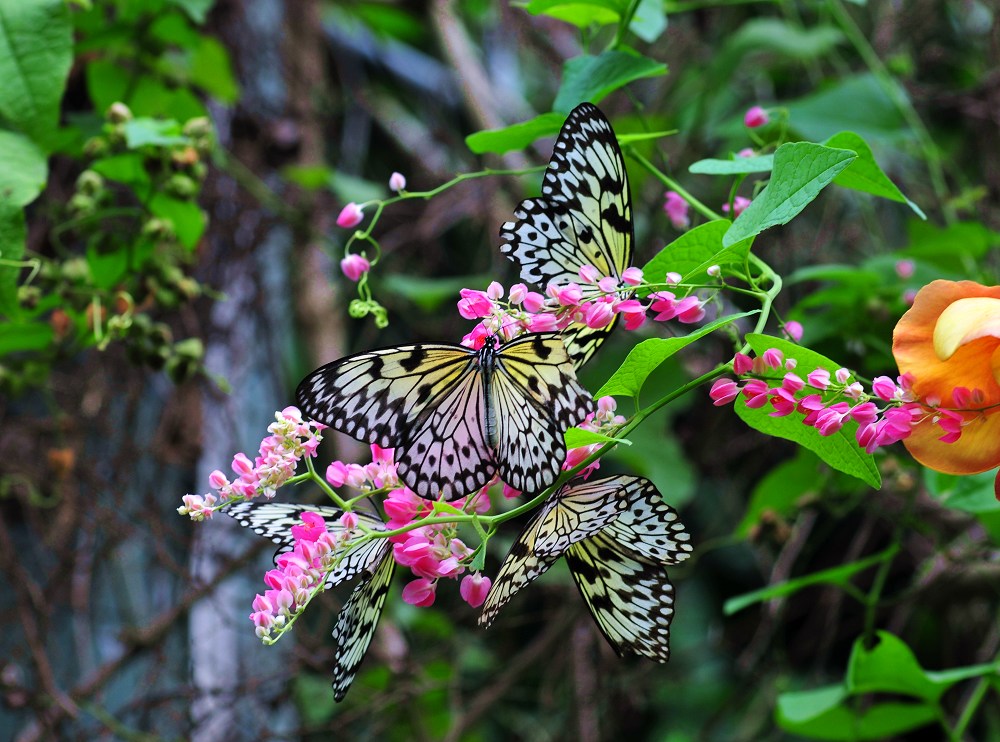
left=297, top=332, right=593, bottom=500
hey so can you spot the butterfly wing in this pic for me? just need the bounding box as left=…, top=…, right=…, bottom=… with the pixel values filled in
left=296, top=344, right=496, bottom=500
left=500, top=103, right=634, bottom=368
left=490, top=333, right=594, bottom=493
left=226, top=502, right=388, bottom=588
left=331, top=546, right=395, bottom=702
left=603, top=479, right=694, bottom=565
left=565, top=530, right=675, bottom=662
left=478, top=474, right=625, bottom=628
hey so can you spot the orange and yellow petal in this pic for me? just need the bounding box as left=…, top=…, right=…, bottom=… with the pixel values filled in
left=893, top=280, right=1000, bottom=475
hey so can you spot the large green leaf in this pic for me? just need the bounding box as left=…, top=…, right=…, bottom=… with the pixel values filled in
left=0, top=204, right=26, bottom=318
left=776, top=691, right=937, bottom=741
left=733, top=334, right=880, bottom=488
left=825, top=131, right=924, bottom=217
left=0, top=130, right=47, bottom=206
left=554, top=51, right=666, bottom=113
left=723, top=143, right=856, bottom=247
left=0, top=0, right=73, bottom=139
left=595, top=311, right=755, bottom=399
left=465, top=112, right=564, bottom=155
left=785, top=73, right=911, bottom=143
left=689, top=154, right=774, bottom=175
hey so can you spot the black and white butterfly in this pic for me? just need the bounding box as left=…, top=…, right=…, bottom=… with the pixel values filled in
left=500, top=103, right=634, bottom=368
left=227, top=502, right=395, bottom=701
left=296, top=332, right=594, bottom=500
left=480, top=476, right=692, bottom=662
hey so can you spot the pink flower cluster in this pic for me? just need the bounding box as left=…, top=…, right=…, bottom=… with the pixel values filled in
left=249, top=510, right=362, bottom=639
left=562, top=396, right=628, bottom=477
left=325, top=445, right=493, bottom=608
left=457, top=265, right=708, bottom=350
left=178, top=407, right=325, bottom=520
left=708, top=350, right=946, bottom=454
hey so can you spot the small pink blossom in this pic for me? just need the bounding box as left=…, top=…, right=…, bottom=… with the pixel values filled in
left=614, top=299, right=646, bottom=331
left=458, top=289, right=494, bottom=319
left=598, top=276, right=619, bottom=294
left=744, top=105, right=769, bottom=128
left=578, top=264, right=601, bottom=284
left=710, top=378, right=739, bottom=405
left=664, top=191, right=690, bottom=229
left=583, top=301, right=614, bottom=329
left=402, top=578, right=437, bottom=607
left=895, top=259, right=915, bottom=279
left=737, top=148, right=755, bottom=158
left=460, top=573, right=492, bottom=607
left=807, top=368, right=831, bottom=390
left=486, top=281, right=504, bottom=300
left=733, top=353, right=754, bottom=375
left=722, top=196, right=752, bottom=217
left=783, top=321, right=804, bottom=342
left=502, top=483, right=521, bottom=499
left=336, top=202, right=364, bottom=228
left=762, top=349, right=784, bottom=369
left=389, top=171, right=406, bottom=192
left=340, top=254, right=371, bottom=282
left=665, top=272, right=682, bottom=285
left=509, top=283, right=527, bottom=304
left=522, top=291, right=546, bottom=313
left=835, top=368, right=851, bottom=384
left=675, top=296, right=705, bottom=324
left=622, top=267, right=644, bottom=286
left=707, top=264, right=721, bottom=278
left=781, top=373, right=804, bottom=392
left=528, top=313, right=559, bottom=332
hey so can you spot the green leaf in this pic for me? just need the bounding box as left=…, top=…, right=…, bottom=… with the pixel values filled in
left=188, top=36, right=239, bottom=103
left=0, top=318, right=54, bottom=353
left=689, top=154, right=774, bottom=175
left=0, top=204, right=26, bottom=318
left=785, top=73, right=911, bottom=143
left=554, top=51, right=667, bottom=113
left=379, top=274, right=491, bottom=313
left=723, top=545, right=899, bottom=616
left=564, top=427, right=630, bottom=448
left=776, top=694, right=937, bottom=741
left=825, top=131, right=924, bottom=218
left=595, top=311, right=755, bottom=399
left=124, top=118, right=189, bottom=149
left=630, top=0, right=667, bottom=43
left=87, top=244, right=128, bottom=290
left=728, top=19, right=844, bottom=61
left=847, top=632, right=942, bottom=702
left=167, top=0, right=215, bottom=24
left=735, top=449, right=824, bottom=537
left=86, top=60, right=207, bottom=120
left=733, top=334, right=880, bottom=488
left=149, top=193, right=206, bottom=249
left=924, top=470, right=1000, bottom=514
left=904, top=220, right=998, bottom=265
left=465, top=112, right=564, bottom=155
left=723, top=142, right=856, bottom=247
left=640, top=220, right=752, bottom=297
left=91, top=153, right=151, bottom=189
left=775, top=684, right=846, bottom=723
left=0, top=129, right=47, bottom=206
left=525, top=0, right=623, bottom=27
left=0, top=0, right=73, bottom=139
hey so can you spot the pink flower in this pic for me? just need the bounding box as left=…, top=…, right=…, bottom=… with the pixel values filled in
left=744, top=105, right=769, bottom=128
left=742, top=379, right=771, bottom=408
left=781, top=373, right=804, bottom=392
left=706, top=264, right=721, bottom=278
left=622, top=266, right=643, bottom=286
left=401, top=578, right=436, bottom=607
left=578, top=264, right=601, bottom=284
left=762, top=348, right=784, bottom=369
left=457, top=289, right=494, bottom=319
left=548, top=282, right=583, bottom=307
left=291, top=511, right=327, bottom=543
left=336, top=202, right=364, bottom=228
left=649, top=291, right=677, bottom=321
left=509, top=283, right=527, bottom=304
left=769, top=388, right=798, bottom=417
left=614, top=299, right=646, bottom=330
left=709, top=378, right=739, bottom=405
left=528, top=313, right=559, bottom=332
left=784, top=321, right=804, bottom=342
left=460, top=573, right=492, bottom=607
left=737, top=148, right=755, bottom=158
left=340, top=254, right=371, bottom=282
left=675, top=296, right=705, bottom=324
left=807, top=368, right=831, bottom=390
left=722, top=196, right=752, bottom=217
left=502, top=483, right=521, bottom=499
left=389, top=171, right=406, bottom=192
left=733, top=353, right=753, bottom=375
left=583, top=301, right=614, bottom=329
left=665, top=272, right=682, bottom=285
left=895, top=259, right=915, bottom=279
left=664, top=191, right=690, bottom=229
left=522, top=291, right=546, bottom=313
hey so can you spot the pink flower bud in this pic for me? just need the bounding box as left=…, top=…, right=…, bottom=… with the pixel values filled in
left=578, top=264, right=600, bottom=284
left=336, top=202, right=364, bottom=228
left=722, top=196, right=752, bottom=217
left=486, top=281, right=504, bottom=300
left=894, top=259, right=915, bottom=279
left=209, top=470, right=229, bottom=490
left=807, top=368, right=831, bottom=390
left=706, top=264, right=721, bottom=278
left=665, top=272, right=682, bottom=285
left=664, top=191, right=690, bottom=229
left=340, top=254, right=371, bottom=282
left=460, top=573, right=492, bottom=607
left=744, top=105, right=769, bottom=128
left=528, top=313, right=559, bottom=332
left=401, top=577, right=436, bottom=607
left=597, top=276, right=619, bottom=294
left=584, top=301, right=614, bottom=329
left=502, top=483, right=521, bottom=499
left=457, top=289, right=493, bottom=319
left=709, top=378, right=739, bottom=405
left=339, top=512, right=358, bottom=530
left=783, top=321, right=804, bottom=342
left=871, top=376, right=897, bottom=401
left=622, top=266, right=643, bottom=286
left=509, top=283, right=527, bottom=304
left=232, top=453, right=254, bottom=477
left=762, top=349, right=784, bottom=369
left=389, top=171, right=406, bottom=192
left=522, top=291, right=545, bottom=313
left=326, top=461, right=350, bottom=488
left=835, top=368, right=851, bottom=384
left=737, top=148, right=755, bottom=158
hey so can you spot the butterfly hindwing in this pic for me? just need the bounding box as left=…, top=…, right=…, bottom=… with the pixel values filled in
left=331, top=546, right=395, bottom=702
left=565, top=530, right=675, bottom=663
left=605, top=481, right=695, bottom=566
left=500, top=103, right=634, bottom=368
left=226, top=502, right=387, bottom=588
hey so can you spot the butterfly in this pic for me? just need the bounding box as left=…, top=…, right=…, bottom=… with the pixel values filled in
left=296, top=332, right=594, bottom=500
left=479, top=475, right=692, bottom=662
left=227, top=502, right=395, bottom=701
left=500, top=102, right=634, bottom=368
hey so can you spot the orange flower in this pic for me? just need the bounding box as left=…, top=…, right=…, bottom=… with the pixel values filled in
left=892, top=280, right=1000, bottom=496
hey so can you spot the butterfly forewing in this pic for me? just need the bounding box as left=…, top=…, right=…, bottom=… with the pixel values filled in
left=566, top=530, right=675, bottom=662
left=331, top=547, right=395, bottom=701
left=226, top=502, right=387, bottom=587
left=500, top=103, right=634, bottom=368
